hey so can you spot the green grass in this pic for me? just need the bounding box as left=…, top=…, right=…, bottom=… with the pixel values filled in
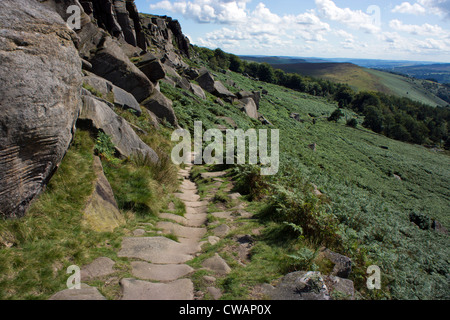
left=275, top=62, right=448, bottom=107
left=0, top=130, right=125, bottom=299
left=163, top=69, right=450, bottom=299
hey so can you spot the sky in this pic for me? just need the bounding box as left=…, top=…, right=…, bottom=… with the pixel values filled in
left=135, top=0, right=450, bottom=62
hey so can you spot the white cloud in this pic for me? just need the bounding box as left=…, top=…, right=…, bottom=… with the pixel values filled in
left=315, top=0, right=380, bottom=33
left=392, top=2, right=427, bottom=15
left=150, top=0, right=250, bottom=24
left=389, top=19, right=450, bottom=37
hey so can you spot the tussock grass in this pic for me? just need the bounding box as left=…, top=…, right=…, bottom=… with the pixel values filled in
left=0, top=130, right=124, bottom=300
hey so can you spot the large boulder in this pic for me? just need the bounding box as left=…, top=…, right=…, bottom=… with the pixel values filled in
left=83, top=72, right=141, bottom=115
left=83, top=156, right=125, bottom=232
left=137, top=58, right=166, bottom=83
left=240, top=98, right=259, bottom=120
left=142, top=91, right=178, bottom=127
left=78, top=96, right=159, bottom=163
left=0, top=0, right=82, bottom=218
left=190, top=83, right=206, bottom=100
left=89, top=36, right=154, bottom=102
left=237, top=91, right=261, bottom=109
left=196, top=72, right=236, bottom=100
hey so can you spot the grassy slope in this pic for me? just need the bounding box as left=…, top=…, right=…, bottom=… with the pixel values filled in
left=164, top=68, right=449, bottom=299
left=276, top=62, right=448, bottom=107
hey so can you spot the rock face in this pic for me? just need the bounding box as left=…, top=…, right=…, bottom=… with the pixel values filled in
left=78, top=96, right=159, bottom=163
left=80, top=0, right=146, bottom=51
left=83, top=72, right=142, bottom=115
left=140, top=15, right=190, bottom=58
left=83, top=156, right=125, bottom=232
left=0, top=0, right=82, bottom=218
left=142, top=91, right=178, bottom=127
left=89, top=36, right=154, bottom=103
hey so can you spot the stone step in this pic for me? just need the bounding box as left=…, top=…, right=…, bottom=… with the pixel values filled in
left=120, top=278, right=194, bottom=300
left=118, top=237, right=194, bottom=264
left=131, top=261, right=194, bottom=282
left=156, top=221, right=207, bottom=240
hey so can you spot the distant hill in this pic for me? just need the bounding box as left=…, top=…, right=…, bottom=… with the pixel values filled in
left=272, top=62, right=449, bottom=107
left=386, top=64, right=450, bottom=84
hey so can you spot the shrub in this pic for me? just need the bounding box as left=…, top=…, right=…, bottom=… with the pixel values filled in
left=328, top=109, right=344, bottom=122
left=347, top=118, right=358, bottom=128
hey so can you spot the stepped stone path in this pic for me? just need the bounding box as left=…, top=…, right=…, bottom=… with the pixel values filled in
left=50, top=153, right=239, bottom=300
left=117, top=153, right=208, bottom=300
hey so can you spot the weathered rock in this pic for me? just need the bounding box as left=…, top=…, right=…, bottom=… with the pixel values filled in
left=49, top=284, right=106, bottom=300
left=0, top=0, right=82, bottom=218
left=121, top=278, right=194, bottom=300
left=83, top=72, right=141, bottom=115
left=78, top=96, right=159, bottom=163
left=321, top=249, right=352, bottom=279
left=184, top=68, right=200, bottom=80
left=156, top=222, right=207, bottom=240
left=237, top=91, right=261, bottom=109
left=290, top=113, right=305, bottom=122
left=202, top=254, right=231, bottom=275
left=111, top=85, right=142, bottom=115
left=196, top=72, right=236, bottom=100
left=207, top=287, right=222, bottom=300
left=131, top=261, right=194, bottom=282
left=89, top=36, right=154, bottom=102
left=212, top=225, right=231, bottom=237
left=142, top=91, right=178, bottom=127
left=133, top=229, right=146, bottom=236
left=176, top=77, right=191, bottom=91
left=138, top=58, right=166, bottom=83
left=432, top=220, right=449, bottom=235
left=81, top=257, right=116, bottom=281
left=263, top=271, right=331, bottom=300
left=190, top=83, right=206, bottom=100
left=83, top=156, right=125, bottom=232
left=240, top=98, right=259, bottom=119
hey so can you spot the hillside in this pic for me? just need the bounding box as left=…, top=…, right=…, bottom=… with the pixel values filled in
left=387, top=64, right=450, bottom=84
left=274, top=62, right=449, bottom=107
left=0, top=0, right=449, bottom=302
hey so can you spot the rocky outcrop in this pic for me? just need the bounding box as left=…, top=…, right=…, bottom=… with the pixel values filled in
left=140, top=15, right=190, bottom=58
left=0, top=0, right=82, bottom=218
left=83, top=72, right=142, bottom=115
left=142, top=91, right=178, bottom=127
left=137, top=55, right=166, bottom=83
left=88, top=36, right=154, bottom=103
left=78, top=96, right=159, bottom=163
left=79, top=0, right=146, bottom=51
left=196, top=72, right=236, bottom=101
left=83, top=156, right=125, bottom=232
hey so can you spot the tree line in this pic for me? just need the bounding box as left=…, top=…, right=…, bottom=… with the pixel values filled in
left=193, top=46, right=450, bottom=149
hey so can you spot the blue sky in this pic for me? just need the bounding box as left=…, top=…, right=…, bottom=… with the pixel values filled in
left=135, top=0, right=450, bottom=62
